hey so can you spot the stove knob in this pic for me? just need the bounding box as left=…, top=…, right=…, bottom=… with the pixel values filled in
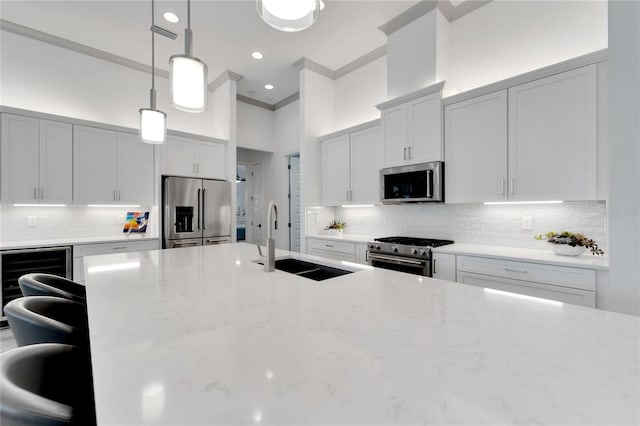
left=392, top=245, right=398, bottom=253
left=411, top=248, right=418, bottom=255
left=376, top=245, right=381, bottom=250
left=418, top=249, right=427, bottom=257
left=369, top=244, right=375, bottom=250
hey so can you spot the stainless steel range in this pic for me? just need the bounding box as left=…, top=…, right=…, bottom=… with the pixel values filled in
left=367, top=237, right=454, bottom=277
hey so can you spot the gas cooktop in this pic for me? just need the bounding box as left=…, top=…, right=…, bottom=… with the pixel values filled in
left=374, top=236, right=454, bottom=248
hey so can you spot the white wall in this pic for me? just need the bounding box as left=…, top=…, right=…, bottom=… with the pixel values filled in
left=606, top=1, right=640, bottom=316
left=448, top=0, right=608, bottom=93
left=275, top=100, right=299, bottom=154
left=334, top=202, right=608, bottom=252
left=237, top=101, right=275, bottom=151
left=0, top=31, right=215, bottom=136
left=334, top=56, right=386, bottom=130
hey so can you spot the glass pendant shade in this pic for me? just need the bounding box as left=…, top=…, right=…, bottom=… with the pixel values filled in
left=257, top=0, right=320, bottom=32
left=169, top=54, right=208, bottom=112
left=139, top=108, right=167, bottom=144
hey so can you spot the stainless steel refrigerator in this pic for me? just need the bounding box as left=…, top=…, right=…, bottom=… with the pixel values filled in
left=162, top=176, right=231, bottom=249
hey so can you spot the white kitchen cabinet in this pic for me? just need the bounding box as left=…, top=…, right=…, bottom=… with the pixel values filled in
left=356, top=243, right=369, bottom=265
left=306, top=238, right=356, bottom=263
left=73, top=239, right=159, bottom=283
left=456, top=254, right=596, bottom=307
left=117, top=133, right=154, bottom=205
left=432, top=253, right=456, bottom=282
left=74, top=126, right=154, bottom=204
left=162, top=135, right=226, bottom=179
left=1, top=114, right=72, bottom=203
left=380, top=90, right=443, bottom=167
left=444, top=90, right=508, bottom=203
left=444, top=65, right=597, bottom=203
left=508, top=65, right=597, bottom=201
left=322, top=125, right=383, bottom=206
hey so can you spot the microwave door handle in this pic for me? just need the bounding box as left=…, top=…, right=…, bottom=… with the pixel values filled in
left=426, top=169, right=433, bottom=198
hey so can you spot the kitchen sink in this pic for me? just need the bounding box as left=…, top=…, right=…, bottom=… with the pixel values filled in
left=252, top=257, right=354, bottom=281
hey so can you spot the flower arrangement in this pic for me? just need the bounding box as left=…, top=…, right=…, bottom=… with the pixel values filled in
left=324, top=219, right=346, bottom=231
left=535, top=231, right=604, bottom=256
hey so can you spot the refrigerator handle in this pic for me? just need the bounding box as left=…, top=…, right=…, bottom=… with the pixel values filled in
left=202, top=187, right=207, bottom=230
left=197, top=188, right=201, bottom=230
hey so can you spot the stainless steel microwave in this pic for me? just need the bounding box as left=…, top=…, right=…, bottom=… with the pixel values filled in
left=380, top=161, right=444, bottom=203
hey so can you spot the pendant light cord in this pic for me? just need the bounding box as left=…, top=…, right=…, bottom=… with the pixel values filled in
left=188, top=0, right=191, bottom=30
left=151, top=0, right=155, bottom=97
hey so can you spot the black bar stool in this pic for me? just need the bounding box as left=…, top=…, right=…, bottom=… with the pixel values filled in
left=18, top=273, right=86, bottom=303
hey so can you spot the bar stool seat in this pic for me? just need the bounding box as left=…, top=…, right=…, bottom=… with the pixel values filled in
left=4, top=296, right=88, bottom=347
left=18, top=273, right=86, bottom=303
left=0, top=343, right=96, bottom=426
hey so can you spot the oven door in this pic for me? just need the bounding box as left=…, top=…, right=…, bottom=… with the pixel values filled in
left=368, top=253, right=430, bottom=276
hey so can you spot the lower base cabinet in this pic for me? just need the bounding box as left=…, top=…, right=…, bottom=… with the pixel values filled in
left=456, top=255, right=596, bottom=307
left=306, top=238, right=369, bottom=265
left=432, top=253, right=456, bottom=282
left=73, top=239, right=159, bottom=283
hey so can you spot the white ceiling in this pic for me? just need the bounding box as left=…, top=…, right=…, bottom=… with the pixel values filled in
left=0, top=0, right=421, bottom=104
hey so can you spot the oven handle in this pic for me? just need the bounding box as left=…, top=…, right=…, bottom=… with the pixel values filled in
left=368, top=253, right=426, bottom=266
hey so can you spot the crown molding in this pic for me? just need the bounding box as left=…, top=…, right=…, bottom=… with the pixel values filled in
left=208, top=70, right=244, bottom=92
left=293, top=57, right=335, bottom=79
left=273, top=92, right=300, bottom=110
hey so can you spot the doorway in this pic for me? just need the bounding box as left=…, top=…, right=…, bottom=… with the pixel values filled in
left=236, top=164, right=247, bottom=241
left=247, top=161, right=264, bottom=245
left=288, top=154, right=301, bottom=252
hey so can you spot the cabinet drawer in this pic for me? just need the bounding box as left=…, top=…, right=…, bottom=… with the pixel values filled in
left=308, top=248, right=356, bottom=263
left=74, top=240, right=159, bottom=258
left=458, top=271, right=596, bottom=308
left=307, top=238, right=355, bottom=255
left=457, top=255, right=595, bottom=291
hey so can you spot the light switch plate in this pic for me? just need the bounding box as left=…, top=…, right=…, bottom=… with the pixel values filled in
left=521, top=216, right=533, bottom=230
left=27, top=216, right=37, bottom=227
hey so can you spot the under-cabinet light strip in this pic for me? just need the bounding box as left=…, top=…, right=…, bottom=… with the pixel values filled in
left=12, top=204, right=66, bottom=207
left=483, top=201, right=563, bottom=206
left=484, top=288, right=564, bottom=306
left=340, top=204, right=374, bottom=208
left=87, top=204, right=141, bottom=208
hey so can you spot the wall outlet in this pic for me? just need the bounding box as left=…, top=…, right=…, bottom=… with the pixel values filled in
left=521, top=216, right=533, bottom=230
left=27, top=216, right=38, bottom=227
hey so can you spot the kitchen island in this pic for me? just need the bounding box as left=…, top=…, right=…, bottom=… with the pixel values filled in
left=84, top=243, right=639, bottom=425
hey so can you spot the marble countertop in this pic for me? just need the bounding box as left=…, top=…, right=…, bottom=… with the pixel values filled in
left=83, top=243, right=638, bottom=425
left=433, top=243, right=609, bottom=270
left=0, top=235, right=159, bottom=251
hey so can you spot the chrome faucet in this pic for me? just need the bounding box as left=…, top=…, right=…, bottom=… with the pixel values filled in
left=265, top=201, right=278, bottom=272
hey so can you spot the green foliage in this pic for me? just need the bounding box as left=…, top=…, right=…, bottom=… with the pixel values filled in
left=324, top=219, right=346, bottom=230
left=535, top=231, right=604, bottom=256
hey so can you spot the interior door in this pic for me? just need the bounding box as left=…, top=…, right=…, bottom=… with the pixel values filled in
left=202, top=179, right=231, bottom=238
left=249, top=162, right=264, bottom=244
left=165, top=176, right=202, bottom=241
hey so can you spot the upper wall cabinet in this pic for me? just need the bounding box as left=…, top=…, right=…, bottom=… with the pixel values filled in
left=161, top=135, right=226, bottom=180
left=73, top=125, right=154, bottom=204
left=321, top=123, right=383, bottom=206
left=377, top=84, right=444, bottom=167
left=445, top=64, right=598, bottom=203
left=1, top=114, right=72, bottom=204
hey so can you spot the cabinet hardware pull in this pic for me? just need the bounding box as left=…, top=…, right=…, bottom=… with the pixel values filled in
left=510, top=179, right=515, bottom=195
left=112, top=246, right=127, bottom=250
left=501, top=179, right=505, bottom=196
left=504, top=267, right=527, bottom=274
left=34, top=187, right=38, bottom=200
left=113, top=190, right=117, bottom=201
left=324, top=244, right=334, bottom=248
left=408, top=146, right=412, bottom=160
left=433, top=258, right=437, bottom=274
left=403, top=147, right=407, bottom=161
left=40, top=187, right=44, bottom=200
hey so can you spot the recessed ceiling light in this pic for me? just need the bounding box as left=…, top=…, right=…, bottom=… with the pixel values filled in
left=251, top=51, right=264, bottom=60
left=265, top=84, right=274, bottom=90
left=163, top=12, right=179, bottom=23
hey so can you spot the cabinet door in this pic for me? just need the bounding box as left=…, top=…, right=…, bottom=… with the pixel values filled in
left=196, top=140, right=226, bottom=179
left=408, top=93, right=443, bottom=163
left=39, top=120, right=72, bottom=203
left=382, top=104, right=407, bottom=166
left=444, top=90, right=508, bottom=203
left=356, top=243, right=369, bottom=265
left=163, top=136, right=196, bottom=177
left=1, top=114, right=39, bottom=203
left=74, top=125, right=118, bottom=203
left=432, top=253, right=456, bottom=282
left=322, top=135, right=350, bottom=206
left=117, top=132, right=154, bottom=204
left=508, top=65, right=597, bottom=201
left=350, top=126, right=383, bottom=204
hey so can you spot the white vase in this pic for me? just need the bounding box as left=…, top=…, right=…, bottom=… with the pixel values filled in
left=551, top=244, right=585, bottom=256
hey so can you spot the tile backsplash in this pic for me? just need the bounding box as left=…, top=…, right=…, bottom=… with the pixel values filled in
left=0, top=205, right=158, bottom=243
left=325, top=202, right=608, bottom=252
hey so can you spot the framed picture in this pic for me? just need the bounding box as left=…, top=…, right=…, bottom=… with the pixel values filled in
left=123, top=211, right=150, bottom=234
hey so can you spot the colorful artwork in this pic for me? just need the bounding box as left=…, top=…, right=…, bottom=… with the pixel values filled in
left=123, top=211, right=150, bottom=234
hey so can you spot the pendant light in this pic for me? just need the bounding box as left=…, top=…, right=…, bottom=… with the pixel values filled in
left=257, top=0, right=321, bottom=32
left=139, top=0, right=167, bottom=144
left=169, top=0, right=208, bottom=112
